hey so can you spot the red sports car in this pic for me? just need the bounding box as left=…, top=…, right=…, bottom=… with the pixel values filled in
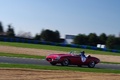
left=46, top=51, right=100, bottom=68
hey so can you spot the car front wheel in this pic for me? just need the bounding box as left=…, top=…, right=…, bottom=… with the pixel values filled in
left=88, top=61, right=95, bottom=68
left=61, top=58, right=69, bottom=66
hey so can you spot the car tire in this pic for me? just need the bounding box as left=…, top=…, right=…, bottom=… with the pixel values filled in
left=50, top=62, right=56, bottom=66
left=88, top=61, right=95, bottom=68
left=61, top=58, right=69, bottom=66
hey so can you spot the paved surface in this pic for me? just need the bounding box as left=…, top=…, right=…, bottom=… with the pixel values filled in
left=0, top=56, right=120, bottom=70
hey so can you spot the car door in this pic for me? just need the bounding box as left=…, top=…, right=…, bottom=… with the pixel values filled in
left=69, top=55, right=82, bottom=65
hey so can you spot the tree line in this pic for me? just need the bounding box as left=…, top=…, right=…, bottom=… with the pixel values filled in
left=0, top=21, right=61, bottom=43
left=73, top=33, right=120, bottom=49
left=0, top=22, right=15, bottom=37
left=0, top=21, right=120, bottom=49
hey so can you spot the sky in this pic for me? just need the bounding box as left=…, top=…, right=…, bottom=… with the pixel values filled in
left=0, top=0, right=120, bottom=38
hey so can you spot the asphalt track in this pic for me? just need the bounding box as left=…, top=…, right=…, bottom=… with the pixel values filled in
left=0, top=56, right=120, bottom=70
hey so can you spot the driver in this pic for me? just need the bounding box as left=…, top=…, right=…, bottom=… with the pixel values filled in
left=80, top=51, right=86, bottom=62
left=80, top=51, right=86, bottom=58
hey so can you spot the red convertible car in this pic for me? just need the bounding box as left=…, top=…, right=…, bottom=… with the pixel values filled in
left=46, top=51, right=100, bottom=68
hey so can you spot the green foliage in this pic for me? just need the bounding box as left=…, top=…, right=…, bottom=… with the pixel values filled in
left=99, top=33, right=107, bottom=44
left=73, top=34, right=88, bottom=45
left=0, top=22, right=4, bottom=34
left=6, top=24, right=15, bottom=37
left=34, top=34, right=41, bottom=40
left=73, top=33, right=120, bottom=50
left=73, top=33, right=99, bottom=46
left=113, top=38, right=120, bottom=49
left=106, top=35, right=116, bottom=49
left=40, top=29, right=60, bottom=42
left=88, top=33, right=98, bottom=46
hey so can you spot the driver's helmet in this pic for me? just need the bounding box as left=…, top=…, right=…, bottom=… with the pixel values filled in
left=81, top=51, right=85, bottom=54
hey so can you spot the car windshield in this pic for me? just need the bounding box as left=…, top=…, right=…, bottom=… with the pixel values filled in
left=69, top=51, right=80, bottom=55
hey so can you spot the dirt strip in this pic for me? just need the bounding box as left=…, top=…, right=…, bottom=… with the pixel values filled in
left=0, top=68, right=120, bottom=80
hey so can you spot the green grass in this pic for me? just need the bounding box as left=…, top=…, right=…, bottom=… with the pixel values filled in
left=0, top=41, right=120, bottom=56
left=0, top=63, right=120, bottom=73
left=101, top=62, right=120, bottom=64
left=0, top=52, right=45, bottom=59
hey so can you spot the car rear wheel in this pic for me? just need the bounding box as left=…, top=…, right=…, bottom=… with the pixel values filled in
left=61, top=58, right=69, bottom=66
left=88, top=61, right=95, bottom=68
left=50, top=62, right=56, bottom=66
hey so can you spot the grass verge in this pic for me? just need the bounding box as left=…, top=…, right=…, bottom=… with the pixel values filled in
left=101, top=62, right=120, bottom=64
left=0, top=41, right=120, bottom=56
left=0, top=63, right=120, bottom=74
left=0, top=52, right=45, bottom=59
